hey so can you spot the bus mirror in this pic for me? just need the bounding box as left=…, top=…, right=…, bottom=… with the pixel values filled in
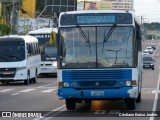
left=50, top=32, right=56, bottom=46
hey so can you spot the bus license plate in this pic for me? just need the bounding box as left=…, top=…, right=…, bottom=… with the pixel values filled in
left=91, top=91, right=104, bottom=96
left=145, top=65, right=149, bottom=67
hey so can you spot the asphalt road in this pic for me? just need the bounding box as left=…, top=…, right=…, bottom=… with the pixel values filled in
left=1, top=40, right=160, bottom=120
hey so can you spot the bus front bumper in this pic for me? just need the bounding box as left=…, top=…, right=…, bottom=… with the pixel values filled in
left=58, top=87, right=138, bottom=100
left=41, top=66, right=57, bottom=74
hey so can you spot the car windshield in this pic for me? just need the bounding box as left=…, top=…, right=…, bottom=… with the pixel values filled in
left=0, top=40, right=25, bottom=62
left=143, top=51, right=148, bottom=53
left=143, top=57, right=153, bottom=61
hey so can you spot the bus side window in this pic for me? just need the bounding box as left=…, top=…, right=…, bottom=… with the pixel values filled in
left=32, top=43, right=36, bottom=55
left=135, top=22, right=142, bottom=51
left=27, top=44, right=32, bottom=56
left=38, top=43, right=40, bottom=54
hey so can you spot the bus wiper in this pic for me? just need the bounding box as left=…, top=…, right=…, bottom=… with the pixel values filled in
left=4, top=55, right=21, bottom=60
left=43, top=52, right=55, bottom=62
left=78, top=27, right=91, bottom=54
left=102, top=24, right=116, bottom=53
left=0, top=56, right=9, bottom=61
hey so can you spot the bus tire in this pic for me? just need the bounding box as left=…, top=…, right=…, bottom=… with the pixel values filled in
left=24, top=73, right=30, bottom=85
left=136, top=92, right=141, bottom=103
left=126, top=98, right=136, bottom=110
left=32, top=70, right=37, bottom=83
left=66, top=99, right=76, bottom=110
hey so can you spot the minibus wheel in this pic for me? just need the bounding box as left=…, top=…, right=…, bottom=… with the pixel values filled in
left=32, top=70, right=37, bottom=83
left=24, top=73, right=30, bottom=85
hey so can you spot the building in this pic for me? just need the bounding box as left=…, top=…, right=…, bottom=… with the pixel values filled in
left=45, top=0, right=77, bottom=16
left=143, top=23, right=160, bottom=40
left=77, top=0, right=133, bottom=10
left=20, top=0, right=36, bottom=18
left=102, top=0, right=133, bottom=10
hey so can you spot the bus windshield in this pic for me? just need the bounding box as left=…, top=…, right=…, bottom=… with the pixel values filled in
left=59, top=26, right=134, bottom=68
left=0, top=40, right=25, bottom=62
left=30, top=34, right=57, bottom=61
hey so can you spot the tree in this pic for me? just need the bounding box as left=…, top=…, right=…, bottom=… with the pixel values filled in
left=0, top=24, right=11, bottom=36
left=36, top=0, right=46, bottom=17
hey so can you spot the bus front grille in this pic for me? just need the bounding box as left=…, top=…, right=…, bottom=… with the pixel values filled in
left=62, top=69, right=132, bottom=87
left=78, top=81, right=116, bottom=87
left=0, top=68, right=16, bottom=78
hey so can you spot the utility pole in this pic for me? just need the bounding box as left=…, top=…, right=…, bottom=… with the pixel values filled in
left=11, top=0, right=18, bottom=34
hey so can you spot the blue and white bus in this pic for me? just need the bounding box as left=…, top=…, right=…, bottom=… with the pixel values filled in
left=28, top=28, right=58, bottom=75
left=53, top=10, right=142, bottom=110
left=0, top=35, right=41, bottom=85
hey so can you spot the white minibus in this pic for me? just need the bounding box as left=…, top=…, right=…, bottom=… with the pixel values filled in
left=0, top=35, right=41, bottom=85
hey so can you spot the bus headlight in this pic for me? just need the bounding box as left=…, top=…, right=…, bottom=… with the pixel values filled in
left=16, top=66, right=26, bottom=71
left=52, top=61, right=57, bottom=67
left=126, top=81, right=131, bottom=86
left=63, top=82, right=69, bottom=87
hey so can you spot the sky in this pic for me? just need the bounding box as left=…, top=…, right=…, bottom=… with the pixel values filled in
left=134, top=0, right=160, bottom=23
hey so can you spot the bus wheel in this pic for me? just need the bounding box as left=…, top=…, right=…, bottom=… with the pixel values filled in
left=32, top=70, right=37, bottom=83
left=126, top=98, right=136, bottom=110
left=66, top=99, right=76, bottom=110
left=24, top=73, right=30, bottom=85
left=136, top=92, right=141, bottom=103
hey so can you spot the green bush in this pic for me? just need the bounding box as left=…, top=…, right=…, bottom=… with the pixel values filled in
left=0, top=24, right=11, bottom=36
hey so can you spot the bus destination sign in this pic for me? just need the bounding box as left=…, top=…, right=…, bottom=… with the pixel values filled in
left=77, top=16, right=115, bottom=24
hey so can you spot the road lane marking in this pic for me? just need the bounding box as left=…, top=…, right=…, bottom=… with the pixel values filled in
left=109, top=110, right=120, bottom=114
left=149, top=65, right=160, bottom=120
left=0, top=89, right=13, bottom=92
left=11, top=93, right=19, bottom=96
left=36, top=82, right=57, bottom=89
left=33, top=104, right=66, bottom=120
left=19, top=89, right=35, bottom=92
left=10, top=82, right=57, bottom=95
left=41, top=89, right=56, bottom=93
left=94, top=110, right=106, bottom=114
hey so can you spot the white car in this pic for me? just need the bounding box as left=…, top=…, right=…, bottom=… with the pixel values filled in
left=145, top=47, right=153, bottom=54
left=142, top=51, right=149, bottom=56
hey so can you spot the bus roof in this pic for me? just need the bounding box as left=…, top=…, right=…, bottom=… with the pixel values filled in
left=59, top=10, right=140, bottom=26
left=28, top=28, right=58, bottom=34
left=60, top=10, right=136, bottom=16
left=0, top=35, right=38, bottom=43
